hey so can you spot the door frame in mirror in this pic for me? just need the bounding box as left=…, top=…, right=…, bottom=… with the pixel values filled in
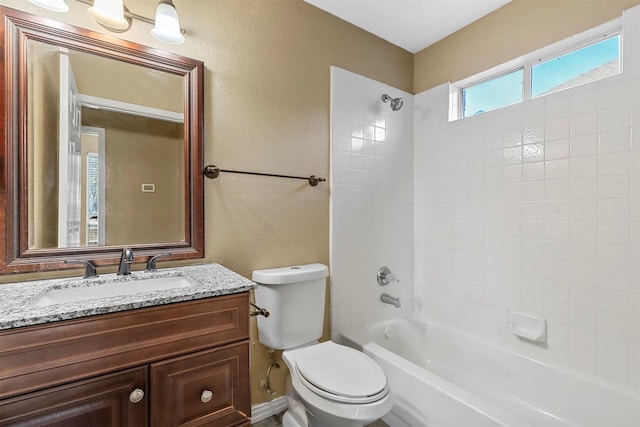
left=0, top=6, right=204, bottom=274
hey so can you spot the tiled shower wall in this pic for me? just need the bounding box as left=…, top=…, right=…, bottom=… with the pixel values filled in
left=329, top=67, right=414, bottom=339
left=414, top=6, right=640, bottom=388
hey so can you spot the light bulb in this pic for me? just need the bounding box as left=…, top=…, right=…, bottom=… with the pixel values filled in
left=27, top=0, right=69, bottom=12
left=151, top=0, right=185, bottom=44
left=88, top=0, right=129, bottom=31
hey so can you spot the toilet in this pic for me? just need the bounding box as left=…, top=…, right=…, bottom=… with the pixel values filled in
left=253, top=263, right=393, bottom=427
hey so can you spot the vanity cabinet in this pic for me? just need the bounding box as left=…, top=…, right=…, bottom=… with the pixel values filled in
left=151, top=343, right=249, bottom=427
left=0, top=366, right=148, bottom=426
left=0, top=292, right=250, bottom=427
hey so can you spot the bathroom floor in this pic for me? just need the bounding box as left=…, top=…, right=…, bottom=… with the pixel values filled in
left=253, top=411, right=389, bottom=427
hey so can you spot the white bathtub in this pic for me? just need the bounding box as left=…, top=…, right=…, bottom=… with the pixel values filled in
left=341, top=316, right=640, bottom=427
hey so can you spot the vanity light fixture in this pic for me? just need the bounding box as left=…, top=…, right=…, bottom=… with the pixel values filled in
left=88, top=0, right=129, bottom=31
left=28, top=0, right=186, bottom=44
left=151, top=0, right=185, bottom=44
left=27, top=0, right=69, bottom=12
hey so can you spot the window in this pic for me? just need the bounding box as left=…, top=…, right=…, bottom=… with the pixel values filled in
left=86, top=153, right=99, bottom=246
left=531, top=35, right=620, bottom=97
left=454, top=19, right=621, bottom=119
left=462, top=68, right=523, bottom=117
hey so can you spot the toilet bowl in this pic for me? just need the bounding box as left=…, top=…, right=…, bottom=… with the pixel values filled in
left=252, top=264, right=393, bottom=427
left=282, top=341, right=393, bottom=427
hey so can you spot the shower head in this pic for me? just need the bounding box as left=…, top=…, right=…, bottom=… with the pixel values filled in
left=382, top=94, right=403, bottom=111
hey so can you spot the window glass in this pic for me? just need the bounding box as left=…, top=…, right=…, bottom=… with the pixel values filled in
left=531, top=35, right=620, bottom=97
left=462, top=69, right=523, bottom=117
left=453, top=22, right=621, bottom=121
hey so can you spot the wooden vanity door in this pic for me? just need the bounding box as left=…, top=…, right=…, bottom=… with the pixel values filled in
left=150, top=341, right=250, bottom=427
left=0, top=366, right=148, bottom=426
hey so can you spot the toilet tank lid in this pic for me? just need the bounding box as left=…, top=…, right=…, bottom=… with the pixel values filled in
left=252, top=263, right=328, bottom=285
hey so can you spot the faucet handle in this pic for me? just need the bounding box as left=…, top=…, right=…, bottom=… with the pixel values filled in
left=145, top=253, right=172, bottom=272
left=377, top=267, right=398, bottom=286
left=64, top=260, right=98, bottom=278
left=117, top=248, right=134, bottom=276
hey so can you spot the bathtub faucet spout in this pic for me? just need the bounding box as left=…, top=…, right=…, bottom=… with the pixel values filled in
left=381, top=293, right=401, bottom=308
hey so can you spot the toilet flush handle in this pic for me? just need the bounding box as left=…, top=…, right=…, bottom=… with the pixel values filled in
left=250, top=302, right=270, bottom=317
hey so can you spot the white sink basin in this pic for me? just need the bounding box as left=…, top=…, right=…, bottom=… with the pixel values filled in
left=30, top=276, right=193, bottom=308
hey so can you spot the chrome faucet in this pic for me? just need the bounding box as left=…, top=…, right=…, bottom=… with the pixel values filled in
left=381, top=293, right=401, bottom=308
left=377, top=267, right=398, bottom=286
left=145, top=253, right=172, bottom=272
left=117, top=248, right=134, bottom=275
left=64, top=260, right=98, bottom=278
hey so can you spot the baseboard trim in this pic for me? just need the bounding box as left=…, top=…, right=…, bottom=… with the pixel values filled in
left=251, top=395, right=288, bottom=423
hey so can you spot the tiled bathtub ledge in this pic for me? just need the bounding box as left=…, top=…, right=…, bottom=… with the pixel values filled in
left=0, top=264, right=255, bottom=330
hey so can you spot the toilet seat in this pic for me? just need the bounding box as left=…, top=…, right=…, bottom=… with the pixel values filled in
left=292, top=341, right=389, bottom=404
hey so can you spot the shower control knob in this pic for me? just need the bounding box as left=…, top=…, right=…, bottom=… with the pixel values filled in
left=377, top=267, right=397, bottom=286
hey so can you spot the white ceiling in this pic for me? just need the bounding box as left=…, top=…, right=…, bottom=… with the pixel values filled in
left=303, top=0, right=512, bottom=53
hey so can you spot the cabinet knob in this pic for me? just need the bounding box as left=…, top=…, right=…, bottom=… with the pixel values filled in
left=201, top=389, right=213, bottom=403
left=129, top=388, right=145, bottom=403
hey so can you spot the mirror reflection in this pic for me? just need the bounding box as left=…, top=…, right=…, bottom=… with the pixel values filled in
left=1, top=6, right=204, bottom=274
left=26, top=39, right=186, bottom=249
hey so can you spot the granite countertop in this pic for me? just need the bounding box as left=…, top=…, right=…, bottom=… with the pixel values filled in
left=0, top=263, right=255, bottom=330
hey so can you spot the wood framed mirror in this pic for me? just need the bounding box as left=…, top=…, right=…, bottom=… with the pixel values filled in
left=0, top=6, right=204, bottom=274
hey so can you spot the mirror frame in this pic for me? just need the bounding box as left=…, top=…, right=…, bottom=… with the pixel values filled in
left=0, top=6, right=205, bottom=275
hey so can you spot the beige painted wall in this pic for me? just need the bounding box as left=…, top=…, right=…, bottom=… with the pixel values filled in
left=69, top=49, right=184, bottom=112
left=2, top=0, right=413, bottom=407
left=414, top=0, right=640, bottom=93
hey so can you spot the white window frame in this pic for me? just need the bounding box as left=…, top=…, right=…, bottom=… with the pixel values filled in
left=451, top=17, right=622, bottom=120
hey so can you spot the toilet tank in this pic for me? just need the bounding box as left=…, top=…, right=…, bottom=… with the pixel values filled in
left=253, top=264, right=329, bottom=350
